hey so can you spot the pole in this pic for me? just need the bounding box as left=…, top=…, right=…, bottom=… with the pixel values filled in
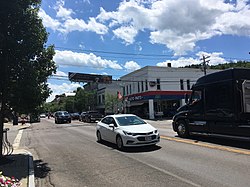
left=201, top=55, right=210, bottom=76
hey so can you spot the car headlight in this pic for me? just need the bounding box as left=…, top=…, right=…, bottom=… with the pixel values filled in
left=123, top=131, right=134, bottom=136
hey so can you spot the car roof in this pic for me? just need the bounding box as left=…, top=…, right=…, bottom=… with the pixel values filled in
left=105, top=114, right=136, bottom=118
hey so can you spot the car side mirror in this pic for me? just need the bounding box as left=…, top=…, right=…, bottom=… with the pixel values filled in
left=109, top=124, right=115, bottom=129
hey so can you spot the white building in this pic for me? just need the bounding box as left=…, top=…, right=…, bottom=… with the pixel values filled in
left=119, top=66, right=219, bottom=119
left=96, top=81, right=123, bottom=114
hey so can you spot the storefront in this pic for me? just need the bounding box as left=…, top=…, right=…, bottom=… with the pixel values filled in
left=125, top=90, right=191, bottom=119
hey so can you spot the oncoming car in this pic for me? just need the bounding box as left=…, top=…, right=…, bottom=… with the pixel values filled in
left=96, top=114, right=160, bottom=150
left=54, top=111, right=71, bottom=124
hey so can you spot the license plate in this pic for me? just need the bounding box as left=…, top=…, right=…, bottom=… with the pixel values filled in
left=145, top=136, right=152, bottom=141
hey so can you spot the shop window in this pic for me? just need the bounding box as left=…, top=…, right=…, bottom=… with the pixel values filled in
left=141, top=81, right=144, bottom=92
left=138, top=82, right=140, bottom=93
left=145, top=79, right=148, bottom=91
left=129, top=84, right=132, bottom=94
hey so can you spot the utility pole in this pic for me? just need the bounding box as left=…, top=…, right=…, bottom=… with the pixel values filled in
left=201, top=55, right=210, bottom=75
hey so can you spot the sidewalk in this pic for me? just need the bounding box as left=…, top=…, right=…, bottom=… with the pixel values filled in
left=0, top=123, right=35, bottom=187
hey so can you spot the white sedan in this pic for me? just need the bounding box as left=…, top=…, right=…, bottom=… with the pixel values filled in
left=96, top=114, right=160, bottom=150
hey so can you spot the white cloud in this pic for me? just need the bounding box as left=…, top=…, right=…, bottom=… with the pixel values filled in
left=156, top=51, right=229, bottom=67
left=47, top=82, right=81, bottom=102
left=54, top=50, right=123, bottom=70
left=96, top=0, right=250, bottom=55
left=39, top=2, right=108, bottom=35
left=113, top=26, right=138, bottom=45
left=38, top=9, right=61, bottom=31
left=40, top=0, right=250, bottom=55
left=124, top=61, right=141, bottom=71
left=56, top=5, right=74, bottom=20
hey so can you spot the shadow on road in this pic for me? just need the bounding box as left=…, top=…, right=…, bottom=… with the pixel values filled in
left=97, top=140, right=161, bottom=153
left=34, top=159, right=51, bottom=178
left=181, top=135, right=250, bottom=150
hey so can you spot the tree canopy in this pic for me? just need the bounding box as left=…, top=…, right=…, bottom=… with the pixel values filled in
left=0, top=0, right=56, bottom=156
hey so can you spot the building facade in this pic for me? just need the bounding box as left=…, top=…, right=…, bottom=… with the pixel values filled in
left=96, top=81, right=123, bottom=115
left=119, top=66, right=219, bottom=119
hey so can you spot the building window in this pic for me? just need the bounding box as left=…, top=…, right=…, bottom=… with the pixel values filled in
left=138, top=82, right=140, bottom=93
left=180, top=79, right=184, bottom=90
left=98, top=95, right=101, bottom=104
left=129, top=84, right=132, bottom=94
left=123, top=86, right=125, bottom=96
left=102, top=94, right=105, bottom=104
left=145, top=79, right=148, bottom=91
left=187, top=79, right=191, bottom=90
left=141, top=81, right=144, bottom=92
left=157, top=79, right=161, bottom=90
left=126, top=85, right=129, bottom=95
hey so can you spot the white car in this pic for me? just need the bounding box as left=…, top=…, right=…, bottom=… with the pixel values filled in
left=96, top=114, right=160, bottom=150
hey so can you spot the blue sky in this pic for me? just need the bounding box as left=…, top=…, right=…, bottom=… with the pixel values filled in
left=39, top=0, right=250, bottom=102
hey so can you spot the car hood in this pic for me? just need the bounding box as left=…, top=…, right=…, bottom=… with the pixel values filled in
left=119, top=123, right=156, bottom=133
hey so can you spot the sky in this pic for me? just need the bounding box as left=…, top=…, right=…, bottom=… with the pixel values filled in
left=39, top=0, right=250, bottom=102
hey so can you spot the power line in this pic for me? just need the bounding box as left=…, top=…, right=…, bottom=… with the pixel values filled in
left=54, top=46, right=250, bottom=61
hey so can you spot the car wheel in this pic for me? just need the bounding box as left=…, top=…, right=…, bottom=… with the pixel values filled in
left=96, top=131, right=102, bottom=142
left=116, top=135, right=124, bottom=150
left=69, top=120, right=71, bottom=123
left=176, top=120, right=189, bottom=138
left=55, top=119, right=58, bottom=124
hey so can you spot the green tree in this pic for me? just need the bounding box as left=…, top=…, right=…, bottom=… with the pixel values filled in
left=0, top=0, right=56, bottom=156
left=105, top=93, right=119, bottom=114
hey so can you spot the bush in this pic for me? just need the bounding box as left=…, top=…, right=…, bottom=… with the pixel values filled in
left=0, top=171, right=21, bottom=187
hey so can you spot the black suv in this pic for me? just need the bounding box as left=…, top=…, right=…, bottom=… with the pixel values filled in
left=85, top=111, right=103, bottom=123
left=55, top=111, right=71, bottom=124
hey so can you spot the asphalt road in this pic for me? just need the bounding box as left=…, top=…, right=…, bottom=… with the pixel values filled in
left=17, top=118, right=250, bottom=187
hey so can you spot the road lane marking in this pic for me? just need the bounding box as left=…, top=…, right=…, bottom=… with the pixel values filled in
left=13, top=129, right=23, bottom=149
left=127, top=155, right=201, bottom=187
left=161, top=135, right=250, bottom=155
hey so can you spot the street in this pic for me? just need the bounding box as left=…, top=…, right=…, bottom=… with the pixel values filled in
left=12, top=118, right=250, bottom=187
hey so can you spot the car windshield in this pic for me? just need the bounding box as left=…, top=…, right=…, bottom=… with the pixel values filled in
left=116, top=116, right=146, bottom=126
left=59, top=112, right=69, bottom=115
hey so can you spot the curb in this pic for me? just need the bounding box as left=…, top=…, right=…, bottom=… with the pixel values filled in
left=27, top=150, right=35, bottom=187
left=14, top=149, right=35, bottom=187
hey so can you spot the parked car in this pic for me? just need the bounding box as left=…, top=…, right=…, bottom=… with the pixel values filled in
left=85, top=111, right=104, bottom=123
left=96, top=114, right=160, bottom=150
left=40, top=113, right=46, bottom=118
left=70, top=112, right=80, bottom=120
left=54, top=111, right=71, bottom=124
left=79, top=112, right=87, bottom=122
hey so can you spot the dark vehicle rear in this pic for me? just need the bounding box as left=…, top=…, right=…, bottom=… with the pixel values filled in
left=172, top=68, right=250, bottom=140
left=55, top=111, right=71, bottom=124
left=85, top=111, right=104, bottom=123
left=79, top=112, right=87, bottom=122
left=70, top=113, right=80, bottom=120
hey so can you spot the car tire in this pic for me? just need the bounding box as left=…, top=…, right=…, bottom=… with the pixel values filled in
left=69, top=120, right=71, bottom=123
left=96, top=131, right=102, bottom=142
left=176, top=120, right=189, bottom=138
left=55, top=119, right=58, bottom=124
left=116, top=135, right=124, bottom=150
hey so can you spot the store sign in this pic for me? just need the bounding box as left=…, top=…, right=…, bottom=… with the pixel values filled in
left=68, top=72, right=112, bottom=83
left=128, top=95, right=143, bottom=101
